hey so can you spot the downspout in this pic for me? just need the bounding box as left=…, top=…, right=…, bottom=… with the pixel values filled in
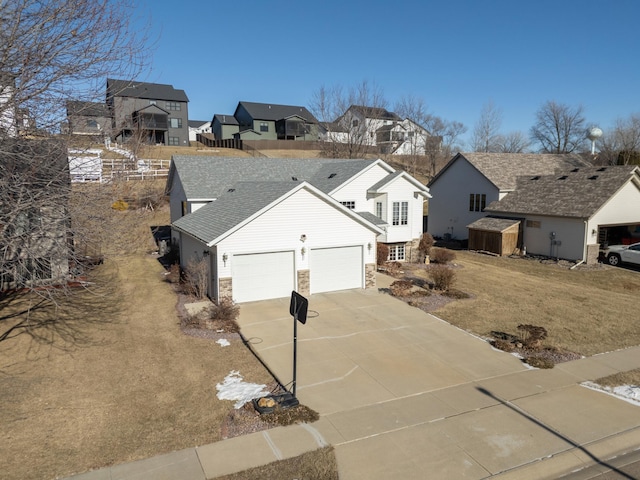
left=571, top=219, right=589, bottom=270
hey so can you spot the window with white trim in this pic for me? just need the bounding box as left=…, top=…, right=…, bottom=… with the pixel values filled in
left=340, top=201, right=355, bottom=210
left=392, top=201, right=408, bottom=225
left=388, top=244, right=405, bottom=261
left=376, top=201, right=383, bottom=218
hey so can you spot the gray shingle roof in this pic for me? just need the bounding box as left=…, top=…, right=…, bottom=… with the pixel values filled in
left=66, top=101, right=109, bottom=117
left=357, top=211, right=387, bottom=226
left=430, top=152, right=591, bottom=191
left=348, top=105, right=402, bottom=121
left=169, top=156, right=381, bottom=199
left=213, top=114, right=239, bottom=125
left=467, top=217, right=521, bottom=232
left=236, top=102, right=318, bottom=123
left=485, top=165, right=640, bottom=218
left=106, top=78, right=189, bottom=102
left=173, top=181, right=303, bottom=244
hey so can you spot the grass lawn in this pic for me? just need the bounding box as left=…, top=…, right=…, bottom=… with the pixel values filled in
left=422, top=250, right=640, bottom=357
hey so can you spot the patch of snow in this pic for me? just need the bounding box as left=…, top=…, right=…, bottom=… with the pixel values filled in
left=216, top=339, right=230, bottom=347
left=216, top=371, right=268, bottom=409
left=582, top=381, right=640, bottom=406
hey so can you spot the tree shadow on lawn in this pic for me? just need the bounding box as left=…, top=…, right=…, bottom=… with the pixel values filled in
left=0, top=259, right=123, bottom=355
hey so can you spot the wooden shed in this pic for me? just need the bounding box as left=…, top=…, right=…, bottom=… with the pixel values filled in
left=467, top=217, right=522, bottom=256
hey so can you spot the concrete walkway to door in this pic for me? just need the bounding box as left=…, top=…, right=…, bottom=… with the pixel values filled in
left=235, top=274, right=640, bottom=479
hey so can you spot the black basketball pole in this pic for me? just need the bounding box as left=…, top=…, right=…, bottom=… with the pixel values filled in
left=292, top=307, right=298, bottom=398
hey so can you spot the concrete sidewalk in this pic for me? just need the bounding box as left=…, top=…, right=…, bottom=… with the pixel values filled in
left=66, top=276, right=640, bottom=479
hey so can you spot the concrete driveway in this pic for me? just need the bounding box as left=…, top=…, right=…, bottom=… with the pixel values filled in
left=237, top=274, right=640, bottom=479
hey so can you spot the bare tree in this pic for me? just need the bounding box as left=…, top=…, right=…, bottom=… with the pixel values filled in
left=423, top=117, right=466, bottom=179
left=496, top=131, right=531, bottom=153
left=598, top=114, right=640, bottom=165
left=1, top=0, right=150, bottom=344
left=530, top=101, right=587, bottom=153
left=310, top=80, right=389, bottom=158
left=471, top=101, right=503, bottom=152
left=0, top=0, right=149, bottom=135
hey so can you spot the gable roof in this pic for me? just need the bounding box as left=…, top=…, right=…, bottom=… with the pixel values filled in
left=167, top=156, right=384, bottom=200
left=106, top=78, right=189, bottom=102
left=485, top=165, right=640, bottom=218
left=429, top=152, right=591, bottom=191
left=368, top=170, right=431, bottom=198
left=347, top=105, right=402, bottom=121
left=213, top=114, right=239, bottom=125
left=235, top=101, right=318, bottom=123
left=188, top=120, right=209, bottom=128
left=172, top=181, right=382, bottom=245
left=66, top=101, right=109, bottom=117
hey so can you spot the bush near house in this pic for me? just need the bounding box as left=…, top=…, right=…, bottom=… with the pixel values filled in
left=417, top=233, right=435, bottom=260
left=428, top=264, right=456, bottom=291
left=430, top=247, right=456, bottom=264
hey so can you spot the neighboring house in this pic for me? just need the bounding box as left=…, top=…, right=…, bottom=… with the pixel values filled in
left=106, top=78, right=190, bottom=146
left=211, top=114, right=239, bottom=140
left=213, top=101, right=320, bottom=141
left=427, top=152, right=591, bottom=240
left=66, top=101, right=111, bottom=139
left=188, top=120, right=211, bottom=143
left=0, top=139, right=70, bottom=292
left=166, top=157, right=430, bottom=303
left=470, top=165, right=640, bottom=264
left=326, top=105, right=434, bottom=155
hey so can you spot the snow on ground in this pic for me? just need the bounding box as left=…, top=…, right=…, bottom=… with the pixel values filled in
left=216, top=371, right=269, bottom=409
left=582, top=382, right=640, bottom=406
left=216, top=339, right=230, bottom=347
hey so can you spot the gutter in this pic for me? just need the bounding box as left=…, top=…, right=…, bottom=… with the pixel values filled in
left=572, top=219, right=589, bottom=269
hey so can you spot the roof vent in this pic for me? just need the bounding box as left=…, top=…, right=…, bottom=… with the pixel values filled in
left=558, top=175, right=568, bottom=180
left=597, top=167, right=607, bottom=172
left=531, top=175, right=540, bottom=180
left=571, top=168, right=580, bottom=172
left=292, top=176, right=297, bottom=181
left=588, top=175, right=599, bottom=180
left=328, top=173, right=337, bottom=178
left=227, top=188, right=235, bottom=192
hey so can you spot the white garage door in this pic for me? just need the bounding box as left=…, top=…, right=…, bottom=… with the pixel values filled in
left=232, top=251, right=295, bottom=303
left=310, top=246, right=363, bottom=294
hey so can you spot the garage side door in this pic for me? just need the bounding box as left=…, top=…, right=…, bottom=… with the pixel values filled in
left=232, top=251, right=295, bottom=303
left=310, top=246, right=363, bottom=294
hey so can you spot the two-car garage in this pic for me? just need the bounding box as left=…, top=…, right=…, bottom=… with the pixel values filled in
left=231, top=245, right=364, bottom=303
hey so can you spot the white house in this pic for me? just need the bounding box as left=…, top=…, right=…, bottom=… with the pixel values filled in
left=427, top=152, right=591, bottom=240
left=0, top=74, right=17, bottom=137
left=323, top=105, right=434, bottom=155
left=188, top=120, right=211, bottom=142
left=166, top=156, right=430, bottom=303
left=475, top=165, right=640, bottom=264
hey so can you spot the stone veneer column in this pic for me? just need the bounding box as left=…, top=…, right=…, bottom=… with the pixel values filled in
left=297, top=269, right=310, bottom=297
left=407, top=238, right=421, bottom=262
left=365, top=263, right=376, bottom=288
left=218, top=277, right=233, bottom=301
left=585, top=244, right=600, bottom=265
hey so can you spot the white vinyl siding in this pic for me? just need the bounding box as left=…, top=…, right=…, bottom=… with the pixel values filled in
left=232, top=251, right=294, bottom=302
left=310, top=246, right=363, bottom=293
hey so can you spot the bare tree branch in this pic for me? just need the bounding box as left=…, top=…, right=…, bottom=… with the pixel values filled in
left=530, top=101, right=587, bottom=153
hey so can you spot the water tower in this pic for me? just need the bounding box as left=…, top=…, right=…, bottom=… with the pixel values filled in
left=586, top=127, right=603, bottom=155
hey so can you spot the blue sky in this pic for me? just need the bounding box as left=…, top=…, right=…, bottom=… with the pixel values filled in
left=135, top=0, right=640, bottom=147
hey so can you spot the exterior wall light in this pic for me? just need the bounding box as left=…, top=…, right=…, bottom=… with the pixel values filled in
left=300, top=234, right=307, bottom=242
left=367, top=242, right=372, bottom=251
left=301, top=246, right=306, bottom=257
left=222, top=253, right=228, bottom=266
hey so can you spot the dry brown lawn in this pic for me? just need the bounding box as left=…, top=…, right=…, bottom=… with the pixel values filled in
left=0, top=186, right=275, bottom=480
left=424, top=251, right=640, bottom=357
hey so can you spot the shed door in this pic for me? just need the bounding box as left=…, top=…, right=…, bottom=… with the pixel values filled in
left=232, top=251, right=295, bottom=303
left=310, top=246, right=363, bottom=294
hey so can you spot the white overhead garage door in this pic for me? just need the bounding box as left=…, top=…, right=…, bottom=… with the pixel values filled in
left=232, top=251, right=295, bottom=303
left=310, top=246, right=363, bottom=294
